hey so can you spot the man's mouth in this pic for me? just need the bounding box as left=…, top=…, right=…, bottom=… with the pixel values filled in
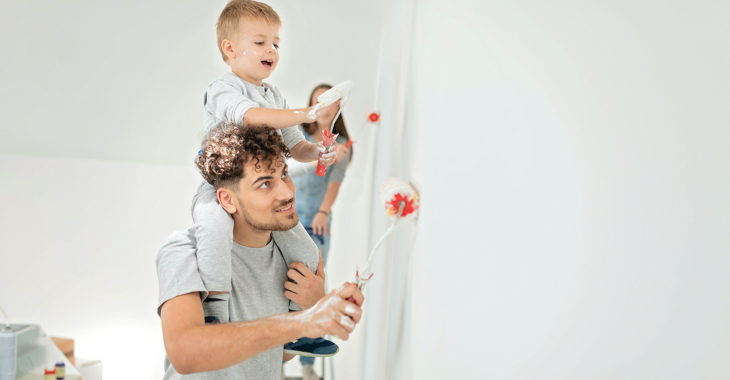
left=275, top=202, right=294, bottom=214
left=261, top=59, right=273, bottom=70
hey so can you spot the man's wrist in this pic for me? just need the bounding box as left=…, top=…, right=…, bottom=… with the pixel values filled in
left=289, top=310, right=310, bottom=338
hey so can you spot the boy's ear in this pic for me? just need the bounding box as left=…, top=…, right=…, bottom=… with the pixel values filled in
left=221, top=39, right=236, bottom=60
left=217, top=188, right=237, bottom=215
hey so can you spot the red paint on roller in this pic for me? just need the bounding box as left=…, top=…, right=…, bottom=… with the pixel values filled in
left=386, top=193, right=418, bottom=217
left=368, top=112, right=380, bottom=122
left=316, top=128, right=338, bottom=176
left=345, top=139, right=354, bottom=148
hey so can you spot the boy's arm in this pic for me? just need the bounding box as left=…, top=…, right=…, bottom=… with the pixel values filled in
left=243, top=100, right=340, bottom=130
left=243, top=107, right=310, bottom=129
left=289, top=140, right=341, bottom=167
left=161, top=284, right=364, bottom=375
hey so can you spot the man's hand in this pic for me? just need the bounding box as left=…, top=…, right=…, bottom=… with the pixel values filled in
left=297, top=283, right=364, bottom=341
left=284, top=252, right=326, bottom=309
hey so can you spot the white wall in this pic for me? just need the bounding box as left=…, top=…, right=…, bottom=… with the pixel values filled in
left=0, top=1, right=384, bottom=379
left=0, top=154, right=201, bottom=377
left=0, top=0, right=383, bottom=165
left=401, top=0, right=730, bottom=379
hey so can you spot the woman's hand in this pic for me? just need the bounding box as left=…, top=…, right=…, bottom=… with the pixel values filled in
left=310, top=212, right=329, bottom=236
left=334, top=144, right=350, bottom=163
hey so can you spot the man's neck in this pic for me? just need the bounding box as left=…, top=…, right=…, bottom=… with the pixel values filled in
left=232, top=218, right=272, bottom=248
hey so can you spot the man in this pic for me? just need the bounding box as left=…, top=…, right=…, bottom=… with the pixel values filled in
left=155, top=124, right=364, bottom=379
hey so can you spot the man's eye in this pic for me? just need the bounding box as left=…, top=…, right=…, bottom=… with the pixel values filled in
left=260, top=181, right=269, bottom=189
left=282, top=171, right=288, bottom=179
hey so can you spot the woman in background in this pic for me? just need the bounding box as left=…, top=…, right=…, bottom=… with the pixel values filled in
left=284, top=84, right=352, bottom=380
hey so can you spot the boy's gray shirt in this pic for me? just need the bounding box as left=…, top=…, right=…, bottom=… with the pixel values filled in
left=156, top=227, right=314, bottom=380
left=203, top=72, right=305, bottom=150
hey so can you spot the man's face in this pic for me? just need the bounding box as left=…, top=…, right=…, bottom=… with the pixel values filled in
left=233, top=156, right=298, bottom=232
left=227, top=18, right=281, bottom=85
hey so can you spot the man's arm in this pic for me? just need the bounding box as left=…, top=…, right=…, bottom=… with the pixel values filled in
left=161, top=284, right=364, bottom=374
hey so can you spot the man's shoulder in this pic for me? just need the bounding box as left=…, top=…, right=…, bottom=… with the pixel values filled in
left=156, top=227, right=207, bottom=314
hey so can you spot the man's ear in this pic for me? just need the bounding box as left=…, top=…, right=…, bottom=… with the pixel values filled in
left=217, top=187, right=237, bottom=215
left=221, top=39, right=236, bottom=60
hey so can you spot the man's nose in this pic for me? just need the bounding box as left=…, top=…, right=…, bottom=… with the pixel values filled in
left=276, top=178, right=294, bottom=199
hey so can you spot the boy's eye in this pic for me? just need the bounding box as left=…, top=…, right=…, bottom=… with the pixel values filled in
left=273, top=44, right=279, bottom=49
left=255, top=42, right=264, bottom=45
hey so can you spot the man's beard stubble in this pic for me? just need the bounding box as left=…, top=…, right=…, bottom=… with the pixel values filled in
left=240, top=196, right=299, bottom=232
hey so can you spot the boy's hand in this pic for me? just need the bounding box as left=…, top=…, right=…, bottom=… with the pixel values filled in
left=304, top=99, right=340, bottom=122
left=318, top=141, right=339, bottom=167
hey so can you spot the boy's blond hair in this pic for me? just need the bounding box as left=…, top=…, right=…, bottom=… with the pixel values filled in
left=216, top=0, right=282, bottom=63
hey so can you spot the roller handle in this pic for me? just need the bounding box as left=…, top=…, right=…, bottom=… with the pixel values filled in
left=316, top=128, right=338, bottom=176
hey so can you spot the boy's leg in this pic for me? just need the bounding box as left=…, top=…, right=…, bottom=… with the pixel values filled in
left=192, top=181, right=234, bottom=322
left=278, top=222, right=339, bottom=359
left=273, top=222, right=320, bottom=311
left=320, top=223, right=331, bottom=266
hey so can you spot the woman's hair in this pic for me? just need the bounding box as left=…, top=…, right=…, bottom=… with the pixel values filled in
left=302, top=84, right=353, bottom=162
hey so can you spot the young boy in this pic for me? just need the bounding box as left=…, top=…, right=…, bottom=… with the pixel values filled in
left=193, top=0, right=342, bottom=360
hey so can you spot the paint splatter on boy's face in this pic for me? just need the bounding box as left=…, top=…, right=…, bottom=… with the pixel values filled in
left=229, top=18, right=281, bottom=85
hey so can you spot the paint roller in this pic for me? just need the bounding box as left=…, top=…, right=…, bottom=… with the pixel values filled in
left=313, top=80, right=354, bottom=176
left=347, top=178, right=419, bottom=302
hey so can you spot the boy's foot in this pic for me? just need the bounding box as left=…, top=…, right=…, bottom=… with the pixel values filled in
left=283, top=337, right=339, bottom=357
left=302, top=364, right=320, bottom=380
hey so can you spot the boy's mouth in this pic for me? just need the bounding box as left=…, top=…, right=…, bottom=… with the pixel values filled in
left=261, top=59, right=273, bottom=70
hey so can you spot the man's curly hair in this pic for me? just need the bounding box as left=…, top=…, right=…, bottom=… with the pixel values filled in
left=195, top=124, right=291, bottom=190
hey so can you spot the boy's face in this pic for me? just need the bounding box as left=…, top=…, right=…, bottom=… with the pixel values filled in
left=223, top=18, right=281, bottom=85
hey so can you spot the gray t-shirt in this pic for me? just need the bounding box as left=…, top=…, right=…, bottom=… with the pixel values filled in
left=203, top=72, right=305, bottom=150
left=156, top=228, right=290, bottom=380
